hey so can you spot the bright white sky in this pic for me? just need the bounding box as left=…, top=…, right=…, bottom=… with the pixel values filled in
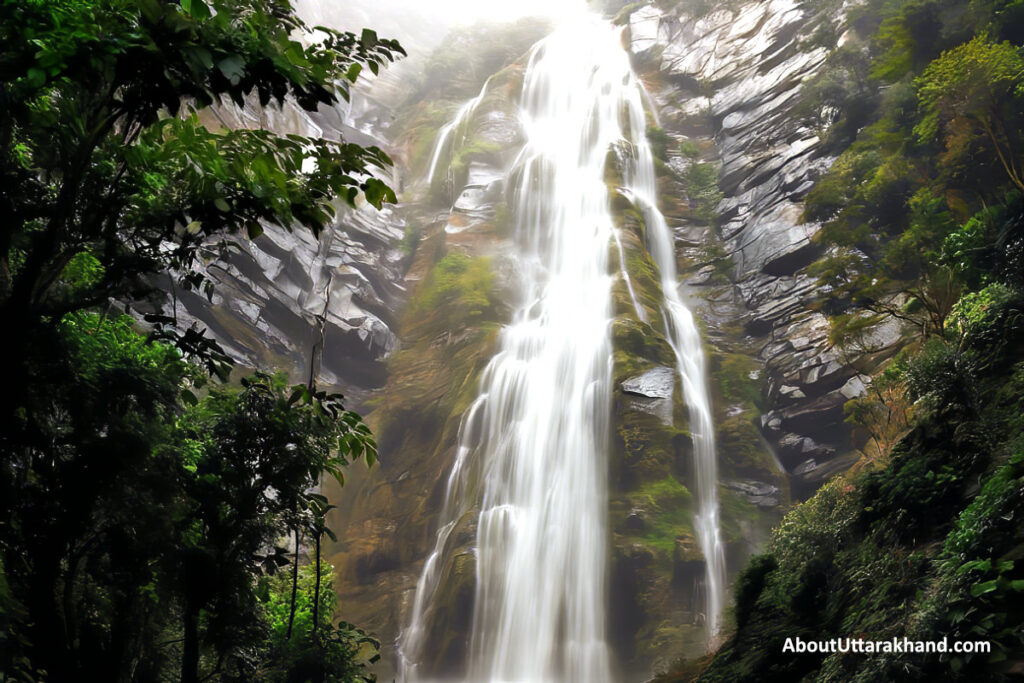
left=296, top=0, right=589, bottom=53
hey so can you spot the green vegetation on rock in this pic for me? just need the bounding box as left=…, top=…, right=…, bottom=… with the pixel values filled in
left=696, top=218, right=1024, bottom=683
left=413, top=252, right=496, bottom=323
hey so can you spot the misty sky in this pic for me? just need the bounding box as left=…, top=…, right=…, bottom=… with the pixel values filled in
left=297, top=0, right=588, bottom=54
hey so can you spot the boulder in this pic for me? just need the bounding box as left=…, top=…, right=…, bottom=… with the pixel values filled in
left=621, top=366, right=676, bottom=399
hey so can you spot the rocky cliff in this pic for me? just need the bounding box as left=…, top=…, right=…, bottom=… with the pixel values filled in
left=626, top=0, right=906, bottom=499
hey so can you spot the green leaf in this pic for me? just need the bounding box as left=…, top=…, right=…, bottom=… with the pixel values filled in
left=26, top=68, right=45, bottom=87
left=181, top=0, right=211, bottom=19
left=214, top=198, right=230, bottom=212
left=217, top=55, right=246, bottom=85
left=363, top=178, right=395, bottom=209
left=970, top=580, right=999, bottom=597
left=345, top=62, right=362, bottom=83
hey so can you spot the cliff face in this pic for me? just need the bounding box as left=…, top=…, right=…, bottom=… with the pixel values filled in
left=163, top=2, right=907, bottom=679
left=626, top=0, right=906, bottom=497
left=166, top=96, right=411, bottom=404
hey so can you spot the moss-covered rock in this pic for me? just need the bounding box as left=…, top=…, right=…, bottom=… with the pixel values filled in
left=421, top=542, right=477, bottom=678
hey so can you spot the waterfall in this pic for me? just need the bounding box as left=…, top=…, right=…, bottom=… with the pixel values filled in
left=424, top=78, right=492, bottom=185
left=400, top=11, right=725, bottom=681
left=621, top=110, right=728, bottom=639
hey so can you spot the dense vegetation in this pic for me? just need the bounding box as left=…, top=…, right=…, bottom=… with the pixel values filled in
left=680, top=0, right=1024, bottom=680
left=0, top=0, right=398, bottom=680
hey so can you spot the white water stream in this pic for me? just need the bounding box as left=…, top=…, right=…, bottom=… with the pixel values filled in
left=424, top=78, right=492, bottom=185
left=400, top=12, right=724, bottom=681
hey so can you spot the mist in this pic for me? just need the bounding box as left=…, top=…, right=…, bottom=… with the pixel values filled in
left=295, top=0, right=588, bottom=55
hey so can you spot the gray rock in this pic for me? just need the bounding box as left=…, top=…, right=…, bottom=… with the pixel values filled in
left=839, top=375, right=868, bottom=400
left=687, top=265, right=717, bottom=285
left=625, top=508, right=647, bottom=531
left=793, top=458, right=818, bottom=476
left=621, top=366, right=675, bottom=400
left=162, top=97, right=409, bottom=402
left=725, top=480, right=781, bottom=508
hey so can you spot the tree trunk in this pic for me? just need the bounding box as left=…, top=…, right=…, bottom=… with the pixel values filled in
left=181, top=601, right=200, bottom=683
left=312, top=527, right=322, bottom=636
left=285, top=526, right=300, bottom=640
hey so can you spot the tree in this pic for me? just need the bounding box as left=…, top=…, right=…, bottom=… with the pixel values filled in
left=915, top=35, right=1024, bottom=192
left=0, top=1, right=396, bottom=679
left=0, top=312, right=378, bottom=681
left=810, top=188, right=962, bottom=337
left=0, top=312, right=190, bottom=681
left=257, top=562, right=381, bottom=683
left=170, top=375, right=376, bottom=683
left=0, top=0, right=403, bottom=428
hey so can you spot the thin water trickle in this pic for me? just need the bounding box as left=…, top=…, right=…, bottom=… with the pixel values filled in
left=400, top=11, right=724, bottom=681
left=424, top=78, right=492, bottom=186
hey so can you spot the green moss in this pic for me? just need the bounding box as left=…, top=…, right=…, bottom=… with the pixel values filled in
left=374, top=249, right=501, bottom=463
left=616, top=412, right=681, bottom=484
left=717, top=415, right=777, bottom=481
left=400, top=222, right=423, bottom=257
left=412, top=252, right=495, bottom=323
left=450, top=139, right=503, bottom=178
left=612, top=318, right=676, bottom=377
left=404, top=101, right=458, bottom=175
left=625, top=475, right=695, bottom=558
left=718, top=487, right=759, bottom=544
left=708, top=352, right=762, bottom=409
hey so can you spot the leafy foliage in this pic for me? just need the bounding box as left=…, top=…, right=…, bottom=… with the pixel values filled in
left=801, top=0, right=1024, bottom=337
left=0, top=1, right=394, bottom=680
left=257, top=563, right=381, bottom=682
left=0, top=0, right=402, bottom=390
left=0, top=312, right=379, bottom=680
left=696, top=291, right=1024, bottom=681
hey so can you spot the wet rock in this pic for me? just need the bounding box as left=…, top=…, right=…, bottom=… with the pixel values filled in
left=672, top=536, right=705, bottom=587
left=165, top=102, right=408, bottom=402
left=621, top=366, right=675, bottom=399
left=625, top=395, right=675, bottom=427
left=623, top=0, right=865, bottom=491
left=725, top=480, right=781, bottom=508
left=687, top=264, right=717, bottom=285
left=839, top=375, right=868, bottom=400
left=793, top=458, right=818, bottom=476
left=792, top=451, right=861, bottom=498
left=775, top=433, right=836, bottom=470
left=621, top=366, right=676, bottom=427
left=625, top=508, right=647, bottom=532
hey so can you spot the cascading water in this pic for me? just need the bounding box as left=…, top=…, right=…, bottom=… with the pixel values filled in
left=619, top=89, right=727, bottom=641
left=424, top=78, right=492, bottom=185
left=400, top=10, right=725, bottom=681
left=628, top=195, right=727, bottom=639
